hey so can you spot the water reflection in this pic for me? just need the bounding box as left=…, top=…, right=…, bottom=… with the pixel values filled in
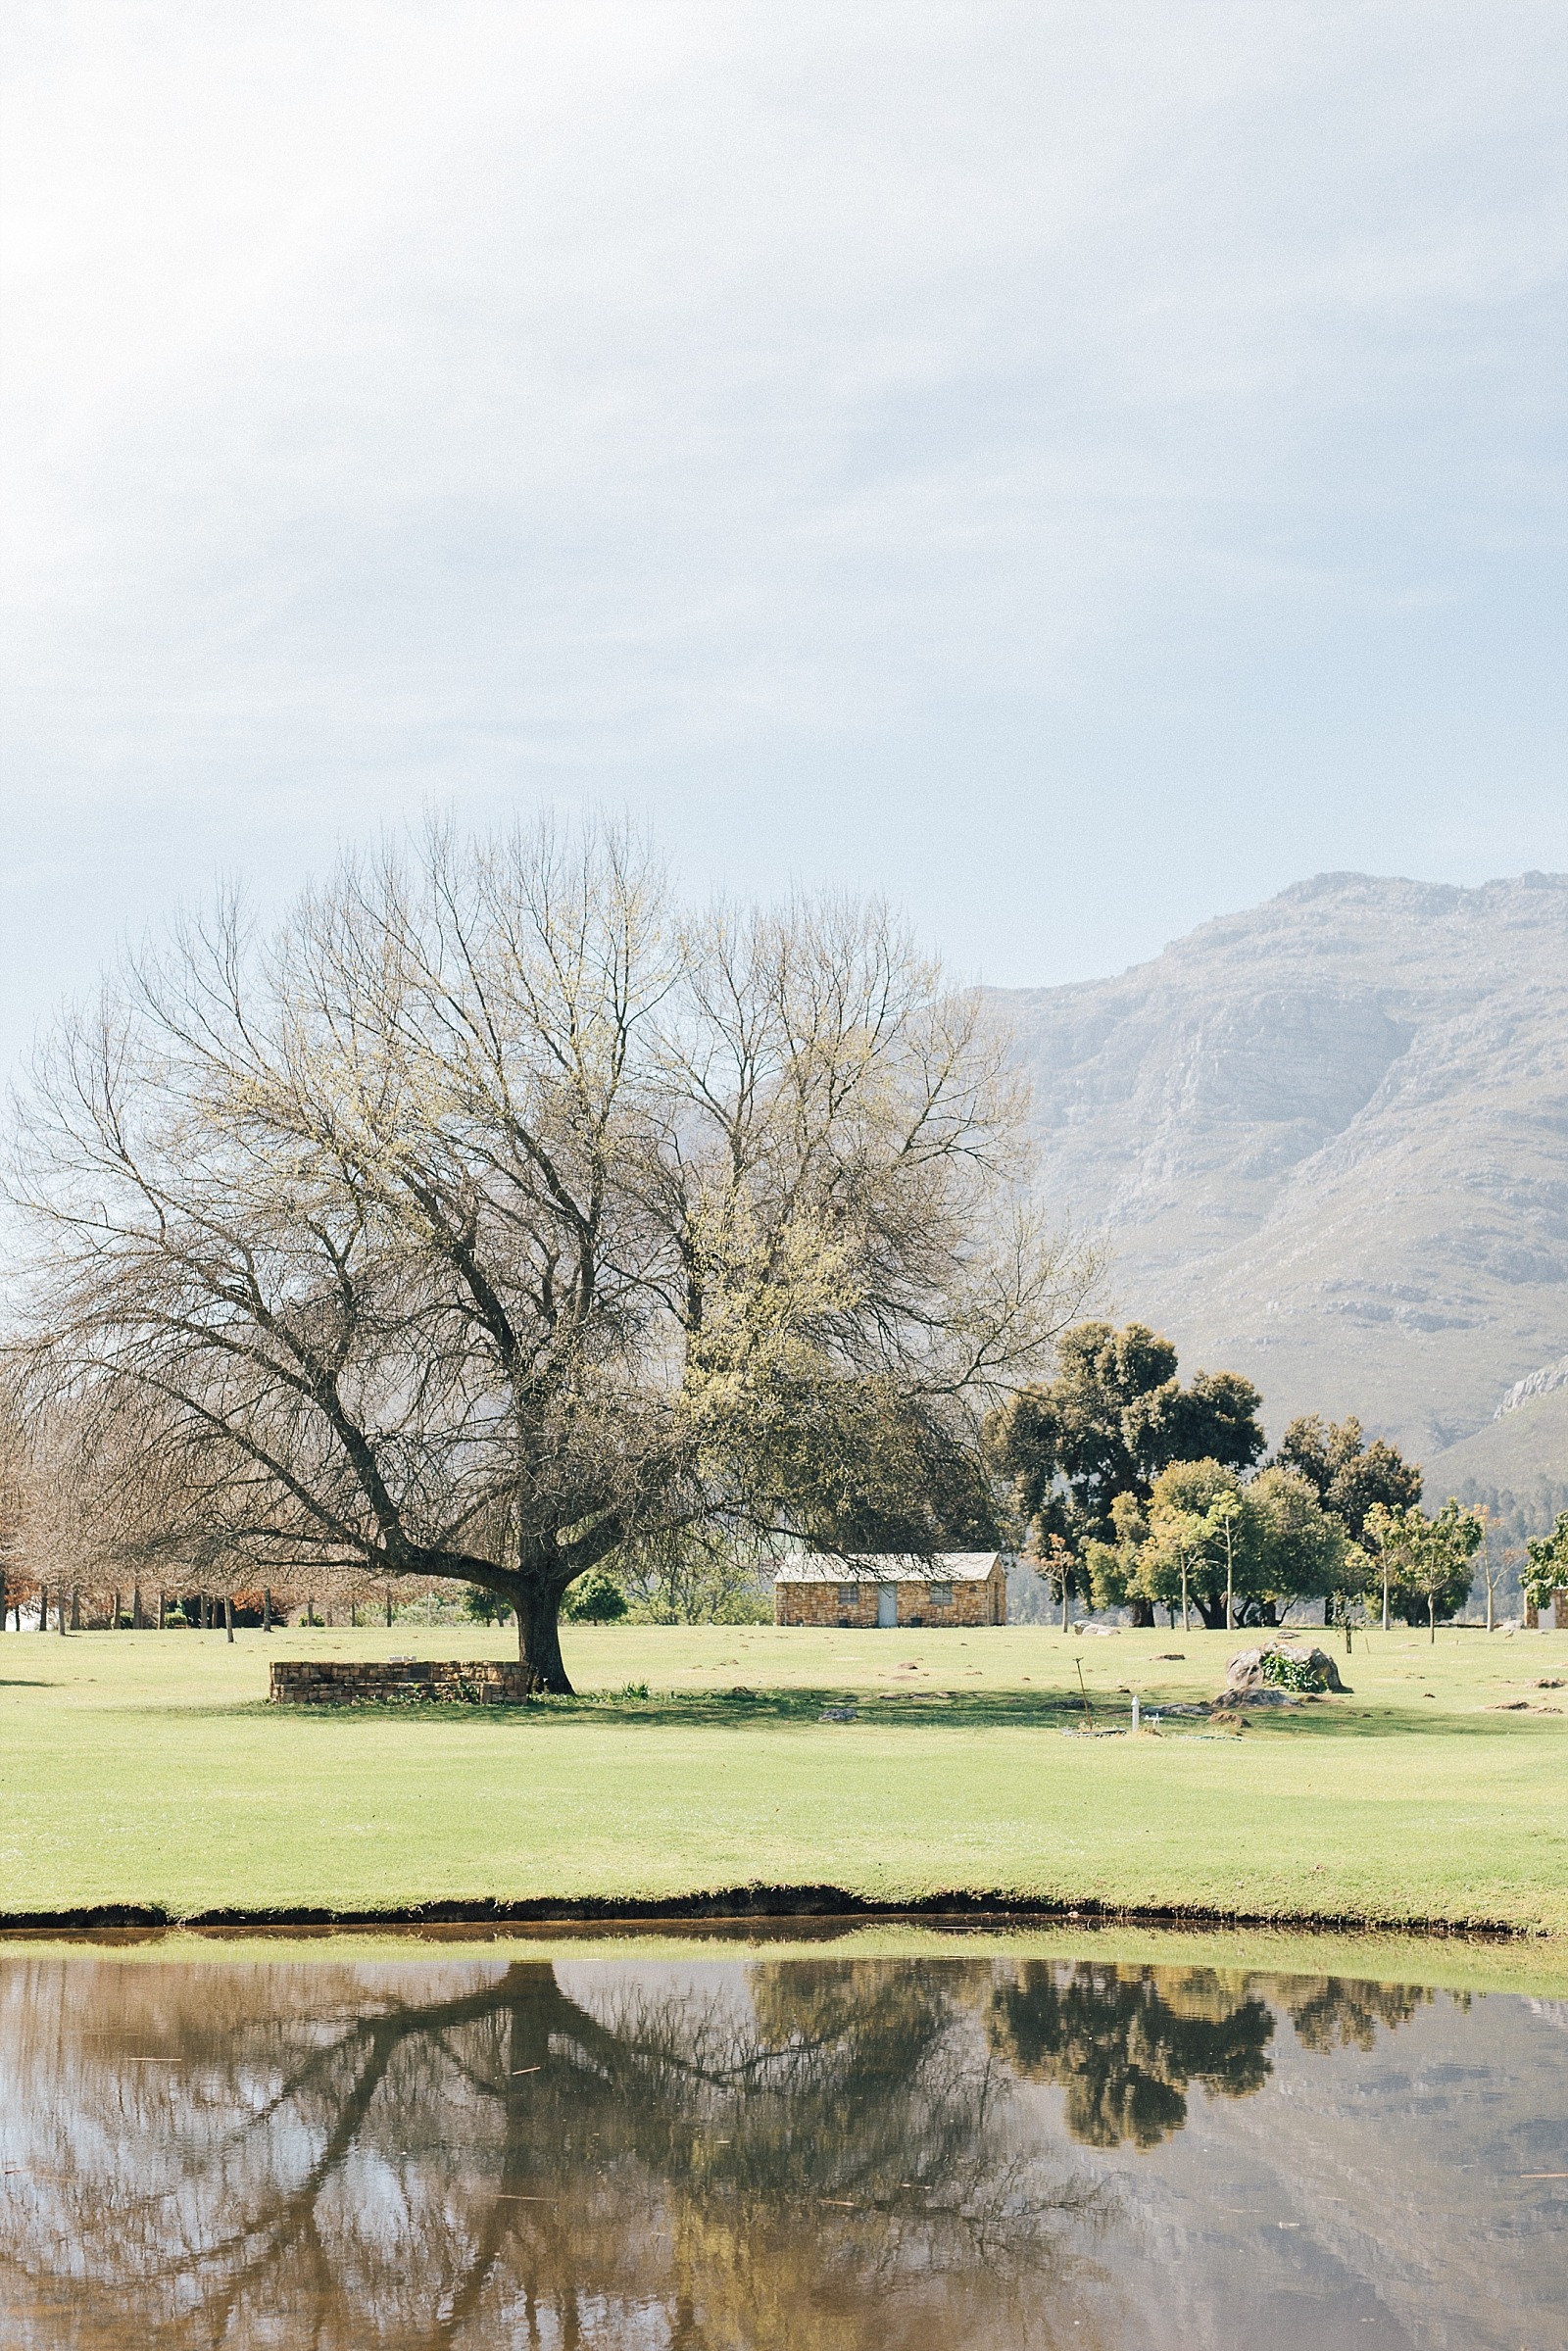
left=988, top=1963, right=1276, bottom=2147
left=0, top=1947, right=1562, bottom=2350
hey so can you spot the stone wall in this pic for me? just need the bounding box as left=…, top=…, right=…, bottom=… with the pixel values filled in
left=1524, top=1590, right=1568, bottom=1630
left=270, top=1658, right=532, bottom=1705
left=775, top=1576, right=1004, bottom=1629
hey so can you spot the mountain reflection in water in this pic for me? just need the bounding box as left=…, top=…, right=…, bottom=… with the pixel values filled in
left=0, top=1949, right=1562, bottom=2350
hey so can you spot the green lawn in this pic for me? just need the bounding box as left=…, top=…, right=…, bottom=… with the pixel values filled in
left=1, top=1620, right=1564, bottom=1935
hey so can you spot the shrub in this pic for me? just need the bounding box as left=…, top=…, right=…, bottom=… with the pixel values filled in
left=562, top=1570, right=627, bottom=1623
left=1262, top=1648, right=1324, bottom=1693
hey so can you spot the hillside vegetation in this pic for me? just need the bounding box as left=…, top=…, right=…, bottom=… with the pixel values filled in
left=996, top=871, right=1568, bottom=1503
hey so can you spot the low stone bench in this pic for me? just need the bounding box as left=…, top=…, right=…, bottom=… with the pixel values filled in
left=270, top=1658, right=532, bottom=1706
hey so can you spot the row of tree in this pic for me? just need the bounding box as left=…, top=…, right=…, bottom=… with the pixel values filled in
left=987, top=1322, right=1489, bottom=1635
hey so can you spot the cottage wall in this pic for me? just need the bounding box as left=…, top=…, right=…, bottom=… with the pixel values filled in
left=1524, top=1589, right=1568, bottom=1630
left=774, top=1571, right=1005, bottom=1629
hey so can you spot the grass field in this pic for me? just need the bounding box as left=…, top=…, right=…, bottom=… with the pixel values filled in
left=1, top=1620, right=1564, bottom=1935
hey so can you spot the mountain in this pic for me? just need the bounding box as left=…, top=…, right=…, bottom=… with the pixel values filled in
left=994, top=870, right=1568, bottom=1506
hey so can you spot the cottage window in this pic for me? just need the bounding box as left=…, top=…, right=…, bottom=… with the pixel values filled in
left=930, top=1582, right=953, bottom=1608
left=838, top=1584, right=859, bottom=1607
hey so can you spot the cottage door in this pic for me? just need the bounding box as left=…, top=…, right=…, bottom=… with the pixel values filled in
left=877, top=1585, right=898, bottom=1628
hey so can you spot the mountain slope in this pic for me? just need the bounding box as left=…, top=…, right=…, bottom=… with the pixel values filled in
left=995, top=871, right=1568, bottom=1497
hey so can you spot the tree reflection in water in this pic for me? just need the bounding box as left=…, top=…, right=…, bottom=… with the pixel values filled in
left=0, top=1953, right=1109, bottom=2351
left=0, top=1951, right=1445, bottom=2350
left=988, top=1964, right=1276, bottom=2149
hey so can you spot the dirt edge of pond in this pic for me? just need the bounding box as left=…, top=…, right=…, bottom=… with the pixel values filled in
left=0, top=1886, right=1546, bottom=1940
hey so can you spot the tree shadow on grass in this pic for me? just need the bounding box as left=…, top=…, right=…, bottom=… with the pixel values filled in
left=201, top=1686, right=1568, bottom=1740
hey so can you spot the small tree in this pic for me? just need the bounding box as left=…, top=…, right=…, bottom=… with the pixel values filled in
left=561, top=1569, right=629, bottom=1624
left=1524, top=1510, right=1568, bottom=1621
left=1365, top=1499, right=1482, bottom=1641
left=1132, top=1462, right=1249, bottom=1632
left=1029, top=1532, right=1090, bottom=1631
left=1473, top=1505, right=1507, bottom=1632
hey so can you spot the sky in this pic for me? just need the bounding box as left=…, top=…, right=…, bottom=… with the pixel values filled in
left=2, top=0, right=1565, bottom=1080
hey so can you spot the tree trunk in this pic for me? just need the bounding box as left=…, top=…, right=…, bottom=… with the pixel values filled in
left=37, top=1585, right=48, bottom=1633
left=1429, top=1592, right=1436, bottom=1643
left=1486, top=1582, right=1494, bottom=1633
left=1382, top=1569, right=1390, bottom=1635
left=264, top=1589, right=273, bottom=1634
left=113, top=1589, right=121, bottom=1631
left=158, top=1590, right=167, bottom=1631
left=1126, top=1596, right=1154, bottom=1629
left=385, top=1586, right=393, bottom=1628
left=0, top=1567, right=6, bottom=1632
left=516, top=1584, right=571, bottom=1694
left=201, top=1592, right=210, bottom=1632
left=132, top=1585, right=142, bottom=1631
left=1060, top=1581, right=1069, bottom=1633
left=224, top=1592, right=234, bottom=1643
left=72, top=1587, right=81, bottom=1632
left=58, top=1588, right=68, bottom=1635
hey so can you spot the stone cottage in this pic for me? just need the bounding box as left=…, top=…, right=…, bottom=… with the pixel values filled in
left=772, top=1552, right=1008, bottom=1629
left=1525, top=1585, right=1568, bottom=1629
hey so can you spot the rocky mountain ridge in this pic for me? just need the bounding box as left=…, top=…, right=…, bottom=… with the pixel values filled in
left=993, top=870, right=1568, bottom=1502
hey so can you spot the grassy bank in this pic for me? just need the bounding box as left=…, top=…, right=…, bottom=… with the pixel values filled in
left=1, top=1622, right=1563, bottom=1935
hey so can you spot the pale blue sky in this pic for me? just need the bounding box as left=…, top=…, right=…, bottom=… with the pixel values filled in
left=3, top=0, right=1564, bottom=1078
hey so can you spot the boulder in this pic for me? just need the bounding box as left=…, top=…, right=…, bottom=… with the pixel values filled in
left=1223, top=1643, right=1348, bottom=1697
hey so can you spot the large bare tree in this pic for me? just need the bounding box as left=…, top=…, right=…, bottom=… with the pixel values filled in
left=5, top=820, right=1094, bottom=1688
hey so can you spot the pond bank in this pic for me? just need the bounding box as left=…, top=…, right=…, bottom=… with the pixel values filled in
left=4, top=1624, right=1564, bottom=1937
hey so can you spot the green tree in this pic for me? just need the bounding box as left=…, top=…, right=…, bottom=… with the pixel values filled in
left=1121, top=1460, right=1345, bottom=1632
left=1364, top=1498, right=1482, bottom=1641
left=559, top=1567, right=628, bottom=1622
left=1129, top=1462, right=1259, bottom=1631
left=1079, top=1491, right=1147, bottom=1616
left=987, top=1323, right=1264, bottom=1625
left=1524, top=1509, right=1568, bottom=1618
left=1276, top=1414, right=1422, bottom=1542
left=1249, top=1464, right=1350, bottom=1624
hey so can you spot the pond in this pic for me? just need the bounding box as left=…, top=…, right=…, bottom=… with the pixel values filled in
left=0, top=1930, right=1563, bottom=2348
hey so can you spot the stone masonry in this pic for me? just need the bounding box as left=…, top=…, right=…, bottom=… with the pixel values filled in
left=774, top=1570, right=1005, bottom=1629
left=270, top=1658, right=532, bottom=1705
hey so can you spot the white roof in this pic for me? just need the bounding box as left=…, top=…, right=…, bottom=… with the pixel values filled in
left=772, top=1551, right=1004, bottom=1586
